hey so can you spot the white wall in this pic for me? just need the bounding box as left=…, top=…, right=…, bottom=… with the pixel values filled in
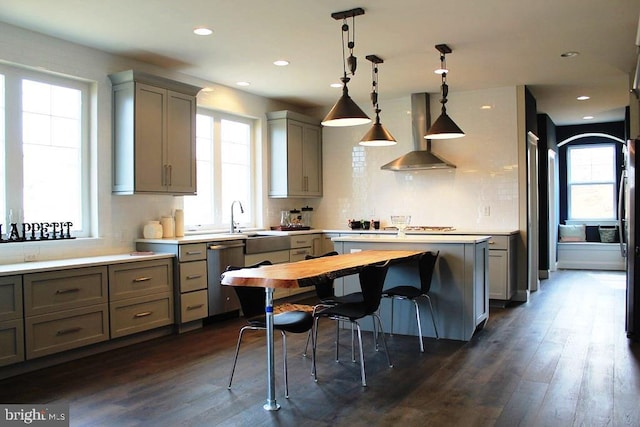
left=313, top=87, right=521, bottom=230
left=0, top=23, right=298, bottom=264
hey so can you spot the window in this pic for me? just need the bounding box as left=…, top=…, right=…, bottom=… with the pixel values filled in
left=0, top=64, right=90, bottom=237
left=184, top=110, right=253, bottom=230
left=567, top=144, right=616, bottom=220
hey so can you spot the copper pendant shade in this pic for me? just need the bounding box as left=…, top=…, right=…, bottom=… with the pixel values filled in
left=322, top=8, right=371, bottom=128
left=424, top=44, right=465, bottom=139
left=360, top=54, right=396, bottom=146
left=322, top=77, right=371, bottom=127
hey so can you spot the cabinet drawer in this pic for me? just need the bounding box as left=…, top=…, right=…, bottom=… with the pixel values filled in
left=0, top=319, right=25, bottom=367
left=180, top=290, right=208, bottom=323
left=179, top=260, right=207, bottom=292
left=110, top=292, right=173, bottom=338
left=24, top=267, right=108, bottom=316
left=290, top=235, right=313, bottom=249
left=25, top=304, right=109, bottom=359
left=0, top=276, right=23, bottom=322
left=109, top=259, right=172, bottom=301
left=290, top=247, right=312, bottom=262
left=487, top=235, right=509, bottom=250
left=179, top=243, right=207, bottom=262
left=245, top=250, right=290, bottom=266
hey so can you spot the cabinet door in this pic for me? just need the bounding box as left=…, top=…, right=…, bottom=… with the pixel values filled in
left=134, top=83, right=166, bottom=192
left=286, top=120, right=305, bottom=196
left=166, top=91, right=197, bottom=194
left=302, top=124, right=322, bottom=196
left=0, top=276, right=22, bottom=322
left=489, top=250, right=508, bottom=299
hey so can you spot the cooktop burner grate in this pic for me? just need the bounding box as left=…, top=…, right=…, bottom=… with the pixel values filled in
left=384, top=226, right=456, bottom=232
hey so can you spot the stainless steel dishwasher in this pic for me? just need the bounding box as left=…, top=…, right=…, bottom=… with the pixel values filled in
left=207, top=240, right=245, bottom=316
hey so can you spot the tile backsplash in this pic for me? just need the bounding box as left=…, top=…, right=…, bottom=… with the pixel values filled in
left=312, top=87, right=520, bottom=231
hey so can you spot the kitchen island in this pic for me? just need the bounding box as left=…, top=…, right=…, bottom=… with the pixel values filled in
left=332, top=234, right=490, bottom=341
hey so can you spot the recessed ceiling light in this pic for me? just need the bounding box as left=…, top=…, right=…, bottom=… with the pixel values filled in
left=561, top=51, right=579, bottom=58
left=481, top=105, right=492, bottom=110
left=236, top=81, right=250, bottom=87
left=583, top=115, right=594, bottom=120
left=193, top=27, right=213, bottom=36
left=273, top=60, right=289, bottom=66
left=576, top=95, right=590, bottom=101
left=330, top=82, right=342, bottom=88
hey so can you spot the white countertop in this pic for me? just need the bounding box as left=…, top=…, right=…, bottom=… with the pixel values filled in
left=135, top=228, right=517, bottom=245
left=324, top=229, right=519, bottom=236
left=0, top=252, right=174, bottom=276
left=332, top=234, right=492, bottom=244
left=135, top=229, right=324, bottom=244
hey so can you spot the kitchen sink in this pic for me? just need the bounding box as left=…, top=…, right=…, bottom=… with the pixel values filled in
left=244, top=235, right=290, bottom=254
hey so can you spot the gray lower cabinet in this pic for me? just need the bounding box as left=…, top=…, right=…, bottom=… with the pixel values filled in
left=488, top=234, right=517, bottom=300
left=0, top=276, right=24, bottom=366
left=23, top=267, right=109, bottom=359
left=108, top=258, right=173, bottom=338
left=0, top=319, right=24, bottom=367
left=136, top=242, right=209, bottom=326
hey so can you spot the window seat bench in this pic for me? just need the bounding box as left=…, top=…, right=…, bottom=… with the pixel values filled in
left=557, top=242, right=624, bottom=271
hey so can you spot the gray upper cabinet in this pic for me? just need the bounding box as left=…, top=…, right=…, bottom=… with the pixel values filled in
left=109, top=70, right=201, bottom=195
left=267, top=111, right=322, bottom=198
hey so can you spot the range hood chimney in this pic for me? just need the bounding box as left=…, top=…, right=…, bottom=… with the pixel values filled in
left=381, top=93, right=456, bottom=171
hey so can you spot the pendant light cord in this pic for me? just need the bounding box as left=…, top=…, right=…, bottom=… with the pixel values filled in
left=341, top=16, right=357, bottom=78
left=439, top=54, right=449, bottom=114
left=371, top=62, right=381, bottom=119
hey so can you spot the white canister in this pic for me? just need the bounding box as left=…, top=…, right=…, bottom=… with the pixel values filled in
left=160, top=216, right=175, bottom=238
left=143, top=221, right=163, bottom=239
left=174, top=209, right=184, bottom=237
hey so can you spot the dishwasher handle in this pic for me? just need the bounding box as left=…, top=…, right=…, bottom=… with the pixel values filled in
left=209, top=242, right=245, bottom=250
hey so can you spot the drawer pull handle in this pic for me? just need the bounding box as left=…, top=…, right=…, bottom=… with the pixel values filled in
left=55, top=288, right=80, bottom=294
left=187, top=304, right=204, bottom=310
left=134, top=311, right=153, bottom=318
left=489, top=241, right=496, bottom=245
left=56, top=327, right=82, bottom=336
left=133, top=277, right=152, bottom=283
left=186, top=251, right=202, bottom=255
left=186, top=274, right=202, bottom=280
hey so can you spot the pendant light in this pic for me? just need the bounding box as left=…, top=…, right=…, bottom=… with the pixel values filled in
left=321, top=8, right=371, bottom=127
left=359, top=55, right=397, bottom=146
left=424, top=44, right=465, bottom=139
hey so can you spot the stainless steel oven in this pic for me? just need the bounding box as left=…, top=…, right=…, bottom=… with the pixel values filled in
left=207, top=240, right=245, bottom=316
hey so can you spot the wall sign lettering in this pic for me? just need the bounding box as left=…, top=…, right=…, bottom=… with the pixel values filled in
left=0, top=221, right=74, bottom=243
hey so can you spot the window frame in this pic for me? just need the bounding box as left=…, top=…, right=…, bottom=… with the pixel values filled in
left=566, top=142, right=616, bottom=223
left=0, top=63, right=91, bottom=237
left=184, top=108, right=255, bottom=232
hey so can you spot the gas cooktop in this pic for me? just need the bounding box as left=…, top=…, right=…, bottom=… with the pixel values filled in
left=384, top=226, right=456, bottom=232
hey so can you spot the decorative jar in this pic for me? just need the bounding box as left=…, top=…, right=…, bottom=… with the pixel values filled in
left=143, top=221, right=163, bottom=239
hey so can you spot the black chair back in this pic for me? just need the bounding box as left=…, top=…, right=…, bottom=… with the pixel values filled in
left=305, top=251, right=339, bottom=300
left=359, top=260, right=390, bottom=314
left=224, top=261, right=272, bottom=319
left=418, top=251, right=439, bottom=294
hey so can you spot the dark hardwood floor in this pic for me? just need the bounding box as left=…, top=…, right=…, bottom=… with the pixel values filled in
left=1, top=270, right=639, bottom=426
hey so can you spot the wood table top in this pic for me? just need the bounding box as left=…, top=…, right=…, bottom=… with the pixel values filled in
left=221, top=249, right=424, bottom=289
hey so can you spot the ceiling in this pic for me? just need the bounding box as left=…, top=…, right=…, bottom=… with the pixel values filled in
left=1, top=0, right=639, bottom=125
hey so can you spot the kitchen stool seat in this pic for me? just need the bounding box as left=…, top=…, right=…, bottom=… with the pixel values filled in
left=382, top=251, right=439, bottom=352
left=312, top=260, right=392, bottom=387
left=226, top=261, right=314, bottom=399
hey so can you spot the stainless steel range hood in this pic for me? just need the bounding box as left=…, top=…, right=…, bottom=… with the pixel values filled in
left=381, top=93, right=456, bottom=171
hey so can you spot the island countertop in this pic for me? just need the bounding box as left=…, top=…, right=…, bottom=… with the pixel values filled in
left=332, top=234, right=491, bottom=244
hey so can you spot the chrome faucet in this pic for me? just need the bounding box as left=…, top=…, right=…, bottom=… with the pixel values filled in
left=230, top=200, right=244, bottom=233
